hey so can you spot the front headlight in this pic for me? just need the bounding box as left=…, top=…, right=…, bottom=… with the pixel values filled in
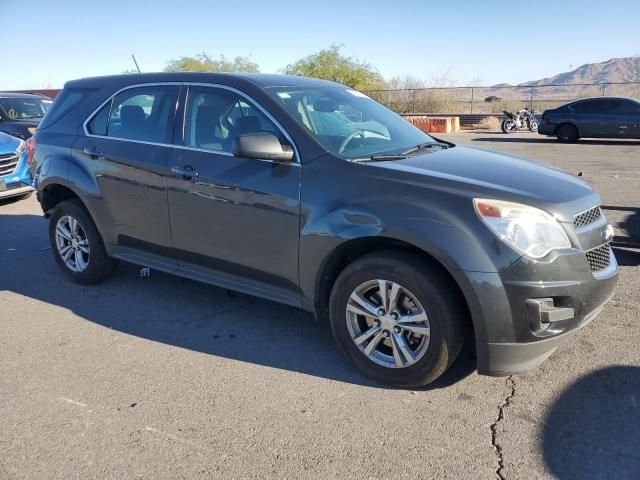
left=473, top=198, right=571, bottom=259
left=15, top=139, right=26, bottom=154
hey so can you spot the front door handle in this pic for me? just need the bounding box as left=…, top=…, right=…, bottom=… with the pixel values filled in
left=171, top=165, right=199, bottom=179
left=82, top=144, right=104, bottom=159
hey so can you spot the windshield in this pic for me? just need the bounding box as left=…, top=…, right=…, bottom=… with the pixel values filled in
left=266, top=86, right=435, bottom=159
left=0, top=97, right=49, bottom=120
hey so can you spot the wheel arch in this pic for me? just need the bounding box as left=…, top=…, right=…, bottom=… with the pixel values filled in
left=555, top=122, right=580, bottom=138
left=37, top=180, right=109, bottom=244
left=313, top=236, right=476, bottom=342
left=39, top=182, right=83, bottom=215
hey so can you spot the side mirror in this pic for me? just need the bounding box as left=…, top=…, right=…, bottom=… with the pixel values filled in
left=232, top=132, right=294, bottom=162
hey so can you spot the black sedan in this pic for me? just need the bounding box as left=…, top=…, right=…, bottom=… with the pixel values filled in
left=0, top=92, right=51, bottom=139
left=538, top=96, right=640, bottom=142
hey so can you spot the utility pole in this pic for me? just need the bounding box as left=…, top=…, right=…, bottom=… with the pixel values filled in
left=530, top=87, right=534, bottom=110
left=131, top=54, right=141, bottom=73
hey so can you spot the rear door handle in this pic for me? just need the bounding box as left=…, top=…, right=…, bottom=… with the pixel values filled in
left=82, top=145, right=104, bottom=159
left=171, top=165, right=199, bottom=179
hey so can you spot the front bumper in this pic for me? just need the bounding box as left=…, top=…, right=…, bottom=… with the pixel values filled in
left=0, top=152, right=34, bottom=200
left=479, top=272, right=617, bottom=376
left=468, top=247, right=618, bottom=376
left=0, top=184, right=34, bottom=200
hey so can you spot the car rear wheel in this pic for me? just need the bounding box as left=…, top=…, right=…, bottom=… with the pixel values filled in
left=329, top=251, right=465, bottom=388
left=556, top=124, right=578, bottom=143
left=49, top=199, right=118, bottom=284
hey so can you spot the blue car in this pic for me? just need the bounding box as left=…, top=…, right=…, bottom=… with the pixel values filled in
left=0, top=131, right=34, bottom=201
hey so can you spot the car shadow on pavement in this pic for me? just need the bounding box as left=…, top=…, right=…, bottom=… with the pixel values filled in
left=471, top=137, right=640, bottom=146
left=471, top=136, right=555, bottom=144
left=542, top=366, right=640, bottom=479
left=0, top=212, right=476, bottom=389
left=602, top=205, right=640, bottom=267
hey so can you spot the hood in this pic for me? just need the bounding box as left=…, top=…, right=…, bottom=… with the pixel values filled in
left=0, top=131, right=22, bottom=153
left=367, top=145, right=599, bottom=222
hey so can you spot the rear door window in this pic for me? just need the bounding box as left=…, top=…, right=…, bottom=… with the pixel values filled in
left=610, top=100, right=640, bottom=114
left=87, top=85, right=179, bottom=143
left=571, top=100, right=607, bottom=114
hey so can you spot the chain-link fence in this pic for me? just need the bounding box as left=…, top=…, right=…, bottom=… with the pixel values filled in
left=364, top=82, right=640, bottom=115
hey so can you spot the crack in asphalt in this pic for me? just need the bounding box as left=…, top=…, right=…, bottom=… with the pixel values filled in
left=491, top=376, right=516, bottom=480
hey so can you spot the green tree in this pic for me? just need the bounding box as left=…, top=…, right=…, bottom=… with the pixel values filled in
left=282, top=45, right=384, bottom=90
left=164, top=52, right=260, bottom=73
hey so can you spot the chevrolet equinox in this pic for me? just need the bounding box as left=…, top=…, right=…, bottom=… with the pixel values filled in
left=31, top=73, right=618, bottom=387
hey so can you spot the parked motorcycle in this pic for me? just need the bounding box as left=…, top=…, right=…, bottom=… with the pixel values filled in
left=501, top=108, right=539, bottom=133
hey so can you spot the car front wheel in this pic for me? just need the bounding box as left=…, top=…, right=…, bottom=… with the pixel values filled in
left=329, top=251, right=465, bottom=388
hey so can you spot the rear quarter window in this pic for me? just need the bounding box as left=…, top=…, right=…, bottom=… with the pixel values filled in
left=570, top=100, right=609, bottom=114
left=39, top=88, right=96, bottom=129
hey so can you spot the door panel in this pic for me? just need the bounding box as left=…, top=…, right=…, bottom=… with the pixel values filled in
left=572, top=99, right=610, bottom=137
left=167, top=149, right=301, bottom=292
left=166, top=84, right=301, bottom=294
left=77, top=83, right=180, bottom=255
left=631, top=114, right=640, bottom=138
left=611, top=100, right=640, bottom=138
left=72, top=136, right=174, bottom=249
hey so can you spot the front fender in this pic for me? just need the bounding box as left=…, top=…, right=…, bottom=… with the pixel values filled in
left=300, top=194, right=520, bottom=287
left=298, top=201, right=516, bottom=345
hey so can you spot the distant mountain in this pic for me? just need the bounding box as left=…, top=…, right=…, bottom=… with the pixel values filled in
left=519, top=57, right=640, bottom=87
left=489, top=57, right=640, bottom=99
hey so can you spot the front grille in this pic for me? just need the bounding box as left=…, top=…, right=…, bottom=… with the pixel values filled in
left=0, top=153, right=19, bottom=176
left=574, top=206, right=602, bottom=229
left=585, top=243, right=611, bottom=272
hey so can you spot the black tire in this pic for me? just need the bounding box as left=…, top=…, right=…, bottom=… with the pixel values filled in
left=48, top=199, right=118, bottom=284
left=329, top=250, right=465, bottom=388
left=501, top=119, right=515, bottom=134
left=556, top=124, right=579, bottom=143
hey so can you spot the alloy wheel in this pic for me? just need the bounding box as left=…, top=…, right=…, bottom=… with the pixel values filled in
left=55, top=215, right=90, bottom=273
left=345, top=279, right=431, bottom=368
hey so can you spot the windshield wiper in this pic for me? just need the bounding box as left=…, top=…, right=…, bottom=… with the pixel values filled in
left=401, top=142, right=450, bottom=155
left=352, top=154, right=409, bottom=163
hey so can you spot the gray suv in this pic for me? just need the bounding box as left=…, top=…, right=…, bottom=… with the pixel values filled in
left=31, top=73, right=618, bottom=387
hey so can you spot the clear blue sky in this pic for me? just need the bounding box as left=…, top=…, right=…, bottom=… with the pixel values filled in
left=1, top=0, right=638, bottom=90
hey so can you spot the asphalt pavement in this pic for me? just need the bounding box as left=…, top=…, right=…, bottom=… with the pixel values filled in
left=1, top=131, right=638, bottom=479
